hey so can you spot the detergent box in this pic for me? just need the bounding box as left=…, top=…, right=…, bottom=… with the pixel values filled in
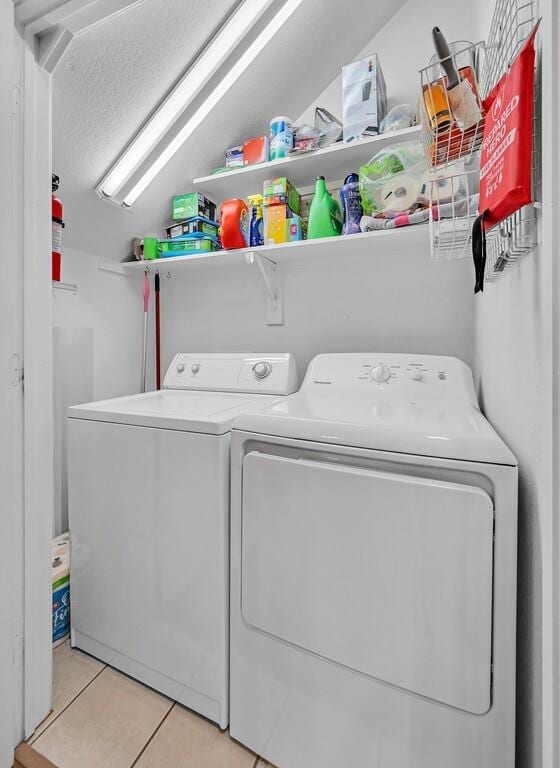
left=266, top=204, right=304, bottom=244
left=342, top=53, right=387, bottom=142
left=243, top=135, right=269, bottom=165
left=262, top=177, right=301, bottom=215
left=172, top=192, right=216, bottom=222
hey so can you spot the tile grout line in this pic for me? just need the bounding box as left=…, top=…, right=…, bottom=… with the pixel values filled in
left=129, top=701, right=176, bottom=768
left=28, top=662, right=108, bottom=746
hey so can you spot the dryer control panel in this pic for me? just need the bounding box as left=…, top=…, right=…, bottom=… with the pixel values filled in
left=302, top=353, right=478, bottom=405
left=163, top=353, right=298, bottom=395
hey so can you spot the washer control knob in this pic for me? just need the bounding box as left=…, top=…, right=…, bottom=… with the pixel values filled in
left=370, top=364, right=391, bottom=383
left=410, top=369, right=423, bottom=381
left=252, top=361, right=272, bottom=380
left=191, top=364, right=200, bottom=374
left=177, top=363, right=185, bottom=373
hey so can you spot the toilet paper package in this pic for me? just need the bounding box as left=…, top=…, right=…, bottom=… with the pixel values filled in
left=359, top=141, right=427, bottom=216
left=52, top=532, right=70, bottom=646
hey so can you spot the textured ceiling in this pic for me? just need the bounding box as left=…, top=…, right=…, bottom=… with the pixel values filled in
left=53, top=0, right=406, bottom=260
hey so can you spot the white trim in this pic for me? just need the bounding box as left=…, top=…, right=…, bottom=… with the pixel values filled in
left=22, top=42, right=53, bottom=737
left=15, top=0, right=146, bottom=35
left=0, top=0, right=23, bottom=764
left=540, top=0, right=560, bottom=765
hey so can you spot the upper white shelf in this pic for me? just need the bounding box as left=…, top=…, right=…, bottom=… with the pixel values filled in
left=123, top=225, right=429, bottom=274
left=192, top=125, right=421, bottom=200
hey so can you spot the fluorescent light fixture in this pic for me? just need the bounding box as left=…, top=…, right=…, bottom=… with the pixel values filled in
left=97, top=0, right=273, bottom=199
left=122, top=0, right=303, bottom=207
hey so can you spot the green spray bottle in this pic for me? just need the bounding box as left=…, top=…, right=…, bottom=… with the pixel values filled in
left=307, top=176, right=343, bottom=239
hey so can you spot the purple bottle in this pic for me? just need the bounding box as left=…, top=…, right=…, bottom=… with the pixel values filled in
left=340, top=173, right=363, bottom=235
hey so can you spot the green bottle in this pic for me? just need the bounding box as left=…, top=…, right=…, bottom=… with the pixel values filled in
left=307, top=176, right=343, bottom=239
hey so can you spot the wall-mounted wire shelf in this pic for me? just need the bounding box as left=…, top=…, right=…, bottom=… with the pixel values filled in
left=419, top=41, right=486, bottom=171
left=429, top=167, right=480, bottom=260
left=421, top=0, right=539, bottom=277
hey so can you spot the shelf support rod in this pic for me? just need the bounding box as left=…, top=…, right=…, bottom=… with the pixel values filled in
left=245, top=251, right=283, bottom=325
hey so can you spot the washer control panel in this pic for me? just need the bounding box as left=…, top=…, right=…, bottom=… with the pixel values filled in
left=163, top=353, right=298, bottom=395
left=303, top=353, right=477, bottom=404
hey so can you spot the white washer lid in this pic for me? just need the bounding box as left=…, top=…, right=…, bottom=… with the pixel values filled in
left=232, top=389, right=516, bottom=465
left=68, top=389, right=281, bottom=434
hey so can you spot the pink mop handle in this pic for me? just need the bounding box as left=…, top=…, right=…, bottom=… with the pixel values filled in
left=143, top=272, right=150, bottom=312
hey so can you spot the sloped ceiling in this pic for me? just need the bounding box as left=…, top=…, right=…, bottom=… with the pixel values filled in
left=53, top=0, right=406, bottom=260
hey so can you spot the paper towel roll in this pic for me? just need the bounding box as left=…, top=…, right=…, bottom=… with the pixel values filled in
left=421, top=170, right=463, bottom=205
left=377, top=174, right=422, bottom=213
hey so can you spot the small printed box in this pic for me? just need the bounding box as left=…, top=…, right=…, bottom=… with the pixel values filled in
left=266, top=204, right=293, bottom=245
left=172, top=192, right=216, bottom=222
left=243, top=135, right=269, bottom=166
left=288, top=213, right=305, bottom=241
left=342, top=53, right=387, bottom=143
left=262, top=177, right=301, bottom=215
left=225, top=144, right=244, bottom=168
left=166, top=216, right=219, bottom=239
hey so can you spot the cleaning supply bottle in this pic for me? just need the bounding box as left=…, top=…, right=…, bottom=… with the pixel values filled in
left=247, top=194, right=264, bottom=247
left=307, top=176, right=343, bottom=239
left=340, top=173, right=363, bottom=235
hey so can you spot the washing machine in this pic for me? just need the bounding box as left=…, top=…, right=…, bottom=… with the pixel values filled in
left=67, top=352, right=297, bottom=728
left=230, top=353, right=517, bottom=767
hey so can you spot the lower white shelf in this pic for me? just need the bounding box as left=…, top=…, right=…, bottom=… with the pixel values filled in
left=123, top=225, right=429, bottom=274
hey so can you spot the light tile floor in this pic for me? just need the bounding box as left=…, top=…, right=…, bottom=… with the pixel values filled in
left=30, top=643, right=272, bottom=768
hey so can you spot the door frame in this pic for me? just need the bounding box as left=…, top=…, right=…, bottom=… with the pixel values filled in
left=11, top=0, right=149, bottom=747
left=0, top=2, right=24, bottom=763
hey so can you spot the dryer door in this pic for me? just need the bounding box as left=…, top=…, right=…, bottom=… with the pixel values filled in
left=241, top=451, right=494, bottom=715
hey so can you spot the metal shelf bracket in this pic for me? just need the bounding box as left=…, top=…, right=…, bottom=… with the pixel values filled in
left=245, top=251, right=283, bottom=325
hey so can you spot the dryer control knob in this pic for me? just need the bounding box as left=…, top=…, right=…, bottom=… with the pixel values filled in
left=410, top=369, right=423, bottom=381
left=370, top=364, right=391, bottom=383
left=177, top=363, right=185, bottom=373
left=252, top=361, right=272, bottom=380
left=191, top=364, right=200, bottom=374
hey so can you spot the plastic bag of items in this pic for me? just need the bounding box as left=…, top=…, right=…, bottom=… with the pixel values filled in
left=359, top=141, right=426, bottom=221
left=379, top=104, right=416, bottom=133
left=359, top=141, right=478, bottom=230
left=291, top=124, right=323, bottom=154
left=314, top=107, right=343, bottom=147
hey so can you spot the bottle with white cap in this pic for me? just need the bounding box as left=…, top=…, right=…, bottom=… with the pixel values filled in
left=270, top=116, right=293, bottom=160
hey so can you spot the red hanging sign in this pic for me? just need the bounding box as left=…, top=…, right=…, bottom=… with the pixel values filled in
left=478, top=22, right=539, bottom=230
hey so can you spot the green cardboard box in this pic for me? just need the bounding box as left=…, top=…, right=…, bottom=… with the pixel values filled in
left=262, top=177, right=301, bottom=215
left=172, top=192, right=216, bottom=222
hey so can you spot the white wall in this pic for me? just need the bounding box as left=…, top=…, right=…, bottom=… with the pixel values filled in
left=52, top=247, right=141, bottom=533
left=160, top=247, right=474, bottom=381
left=298, top=0, right=488, bottom=126
left=472, top=3, right=556, bottom=768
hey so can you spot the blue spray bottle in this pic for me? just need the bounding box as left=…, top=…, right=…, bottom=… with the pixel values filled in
left=340, top=173, right=363, bottom=235
left=247, top=194, right=264, bottom=247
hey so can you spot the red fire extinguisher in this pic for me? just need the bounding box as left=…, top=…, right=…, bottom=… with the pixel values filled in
left=52, top=173, right=64, bottom=282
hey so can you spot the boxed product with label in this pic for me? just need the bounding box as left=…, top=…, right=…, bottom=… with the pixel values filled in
left=166, top=216, right=219, bottom=239
left=172, top=192, right=217, bottom=222
left=225, top=144, right=244, bottom=168
left=342, top=53, right=387, bottom=143
left=262, top=177, right=301, bottom=214
left=266, top=204, right=292, bottom=245
left=243, top=135, right=269, bottom=165
left=288, top=213, right=305, bottom=241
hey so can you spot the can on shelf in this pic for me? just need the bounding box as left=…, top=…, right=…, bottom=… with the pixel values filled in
left=269, top=116, right=293, bottom=160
